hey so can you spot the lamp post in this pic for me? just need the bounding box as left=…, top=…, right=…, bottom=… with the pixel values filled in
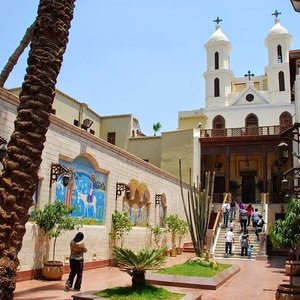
left=155, top=194, right=163, bottom=206
left=290, top=0, right=300, bottom=12
left=81, top=118, right=94, bottom=131
left=115, top=182, right=129, bottom=210
left=278, top=141, right=289, bottom=165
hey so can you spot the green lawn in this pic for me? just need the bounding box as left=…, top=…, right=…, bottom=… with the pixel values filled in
left=95, top=285, right=183, bottom=299
left=156, top=261, right=231, bottom=277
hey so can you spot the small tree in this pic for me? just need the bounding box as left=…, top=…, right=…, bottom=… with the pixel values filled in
left=149, top=225, right=166, bottom=248
left=152, top=122, right=162, bottom=136
left=33, top=201, right=79, bottom=262
left=110, top=210, right=132, bottom=248
left=113, top=247, right=167, bottom=289
left=270, top=197, right=300, bottom=286
left=177, top=219, right=189, bottom=248
left=165, top=214, right=180, bottom=249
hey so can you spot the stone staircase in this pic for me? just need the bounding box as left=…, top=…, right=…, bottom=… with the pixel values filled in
left=213, top=222, right=260, bottom=259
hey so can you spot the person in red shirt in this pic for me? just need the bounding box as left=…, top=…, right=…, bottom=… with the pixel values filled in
left=246, top=203, right=254, bottom=226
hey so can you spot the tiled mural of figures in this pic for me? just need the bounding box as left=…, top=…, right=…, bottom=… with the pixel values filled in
left=55, top=156, right=107, bottom=225
left=123, top=180, right=150, bottom=226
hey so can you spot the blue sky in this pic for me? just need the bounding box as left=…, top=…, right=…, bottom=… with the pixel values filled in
left=1, top=1, right=300, bottom=135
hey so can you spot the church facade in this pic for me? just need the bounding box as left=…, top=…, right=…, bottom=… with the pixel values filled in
left=179, top=14, right=297, bottom=207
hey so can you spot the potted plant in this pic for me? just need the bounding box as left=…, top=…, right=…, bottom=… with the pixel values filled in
left=149, top=225, right=166, bottom=249
left=33, top=200, right=79, bottom=280
left=176, top=219, right=189, bottom=255
left=270, top=197, right=300, bottom=299
left=110, top=210, right=132, bottom=248
left=165, top=214, right=180, bottom=256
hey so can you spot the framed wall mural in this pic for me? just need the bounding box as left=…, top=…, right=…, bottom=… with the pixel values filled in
left=123, top=180, right=150, bottom=226
left=55, top=156, right=107, bottom=225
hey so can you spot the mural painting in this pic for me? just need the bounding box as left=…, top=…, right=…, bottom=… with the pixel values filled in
left=123, top=180, right=150, bottom=226
left=55, top=156, right=107, bottom=225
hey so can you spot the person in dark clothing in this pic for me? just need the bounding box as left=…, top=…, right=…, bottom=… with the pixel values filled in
left=65, top=232, right=87, bottom=292
left=239, top=230, right=249, bottom=256
left=255, top=215, right=265, bottom=241
left=239, top=207, right=248, bottom=232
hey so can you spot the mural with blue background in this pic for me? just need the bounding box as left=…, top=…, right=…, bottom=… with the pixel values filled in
left=55, top=157, right=107, bottom=225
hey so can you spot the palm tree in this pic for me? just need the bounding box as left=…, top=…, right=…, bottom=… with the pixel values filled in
left=113, top=247, right=167, bottom=289
left=0, top=21, right=35, bottom=87
left=152, top=122, right=162, bottom=136
left=0, top=1, right=76, bottom=299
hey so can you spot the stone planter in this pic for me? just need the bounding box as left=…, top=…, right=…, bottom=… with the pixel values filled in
left=42, top=261, right=64, bottom=280
left=275, top=284, right=300, bottom=299
left=285, top=261, right=300, bottom=276
left=170, top=248, right=177, bottom=257
left=176, top=247, right=183, bottom=255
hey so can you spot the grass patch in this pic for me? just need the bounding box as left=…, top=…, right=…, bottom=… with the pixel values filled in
left=156, top=261, right=231, bottom=277
left=95, top=284, right=183, bottom=299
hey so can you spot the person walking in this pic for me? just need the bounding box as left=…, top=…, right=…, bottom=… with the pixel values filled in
left=222, top=201, right=230, bottom=227
left=230, top=198, right=237, bottom=222
left=246, top=203, right=254, bottom=226
left=239, top=229, right=250, bottom=256
left=224, top=228, right=235, bottom=255
left=65, top=232, right=87, bottom=292
left=252, top=208, right=260, bottom=229
left=255, top=215, right=265, bottom=241
left=239, top=206, right=248, bottom=232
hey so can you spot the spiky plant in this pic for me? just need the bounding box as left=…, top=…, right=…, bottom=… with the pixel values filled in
left=113, top=247, right=167, bottom=289
left=179, top=158, right=215, bottom=257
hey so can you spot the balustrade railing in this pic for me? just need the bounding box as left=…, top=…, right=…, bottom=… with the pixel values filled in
left=200, top=125, right=283, bottom=138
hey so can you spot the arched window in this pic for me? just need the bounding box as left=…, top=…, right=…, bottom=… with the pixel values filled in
left=279, top=111, right=292, bottom=131
left=212, top=115, right=225, bottom=136
left=245, top=114, right=258, bottom=135
left=278, top=71, right=285, bottom=91
left=214, top=52, right=219, bottom=70
left=277, top=45, right=283, bottom=63
left=214, top=78, right=220, bottom=97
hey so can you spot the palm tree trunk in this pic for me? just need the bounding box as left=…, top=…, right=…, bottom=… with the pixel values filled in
left=0, top=1, right=76, bottom=299
left=132, top=270, right=146, bottom=289
left=0, top=22, right=36, bottom=88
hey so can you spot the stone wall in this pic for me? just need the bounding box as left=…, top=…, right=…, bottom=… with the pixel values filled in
left=0, top=88, right=190, bottom=278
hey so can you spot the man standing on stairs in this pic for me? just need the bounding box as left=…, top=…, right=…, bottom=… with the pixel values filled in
left=225, top=228, right=235, bottom=256
left=222, top=201, right=230, bottom=227
left=239, top=206, right=248, bottom=232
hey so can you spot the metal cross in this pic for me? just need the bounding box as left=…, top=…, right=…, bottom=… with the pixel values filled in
left=213, top=17, right=223, bottom=25
left=244, top=70, right=254, bottom=81
left=272, top=9, right=281, bottom=18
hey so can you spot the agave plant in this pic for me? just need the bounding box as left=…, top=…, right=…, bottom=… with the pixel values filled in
left=113, top=247, right=167, bottom=289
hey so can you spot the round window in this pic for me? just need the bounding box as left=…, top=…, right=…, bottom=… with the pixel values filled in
left=246, top=93, right=254, bottom=102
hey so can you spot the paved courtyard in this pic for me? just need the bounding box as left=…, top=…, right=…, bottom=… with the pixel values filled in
left=14, top=252, right=300, bottom=300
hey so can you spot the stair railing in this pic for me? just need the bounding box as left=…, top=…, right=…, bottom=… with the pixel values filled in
left=209, top=192, right=230, bottom=255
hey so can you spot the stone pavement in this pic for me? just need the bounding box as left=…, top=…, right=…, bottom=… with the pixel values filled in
left=14, top=252, right=300, bottom=300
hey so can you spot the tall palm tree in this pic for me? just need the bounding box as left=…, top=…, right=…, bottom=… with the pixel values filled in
left=113, top=247, right=167, bottom=289
left=152, top=122, right=162, bottom=136
left=0, top=1, right=76, bottom=299
left=0, top=21, right=35, bottom=88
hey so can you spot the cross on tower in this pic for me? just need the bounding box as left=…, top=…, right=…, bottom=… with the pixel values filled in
left=272, top=9, right=281, bottom=18
left=244, top=70, right=254, bottom=81
left=213, top=17, right=223, bottom=25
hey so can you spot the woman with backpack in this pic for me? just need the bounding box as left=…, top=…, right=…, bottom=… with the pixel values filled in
left=239, top=229, right=250, bottom=256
